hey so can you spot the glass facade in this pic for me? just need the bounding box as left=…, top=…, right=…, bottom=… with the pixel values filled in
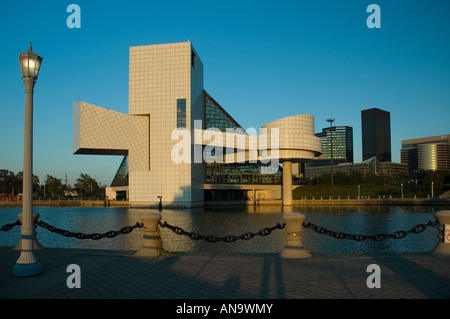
left=361, top=108, right=391, bottom=162
left=205, top=163, right=281, bottom=184
left=205, top=93, right=242, bottom=131
left=316, top=126, right=353, bottom=163
left=418, top=143, right=450, bottom=171
left=204, top=91, right=281, bottom=185
left=111, top=156, right=129, bottom=187
left=177, top=98, right=186, bottom=128
left=401, top=135, right=450, bottom=172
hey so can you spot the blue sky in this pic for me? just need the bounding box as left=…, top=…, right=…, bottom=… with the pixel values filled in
left=0, top=0, right=449, bottom=186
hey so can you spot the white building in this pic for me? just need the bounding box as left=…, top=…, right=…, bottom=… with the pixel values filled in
left=73, top=42, right=321, bottom=207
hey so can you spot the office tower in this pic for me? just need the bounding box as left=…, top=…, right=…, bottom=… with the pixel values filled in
left=361, top=108, right=391, bottom=162
left=401, top=135, right=450, bottom=172
left=316, top=125, right=354, bottom=164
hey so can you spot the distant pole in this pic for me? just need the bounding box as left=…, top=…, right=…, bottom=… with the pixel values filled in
left=326, top=118, right=335, bottom=186
left=431, top=182, right=434, bottom=198
left=401, top=183, right=403, bottom=199
left=158, top=195, right=162, bottom=211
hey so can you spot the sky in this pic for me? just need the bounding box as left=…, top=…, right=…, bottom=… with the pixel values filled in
left=0, top=0, right=449, bottom=186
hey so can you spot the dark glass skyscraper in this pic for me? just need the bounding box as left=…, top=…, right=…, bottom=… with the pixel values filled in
left=361, top=108, right=391, bottom=162
left=316, top=125, right=354, bottom=163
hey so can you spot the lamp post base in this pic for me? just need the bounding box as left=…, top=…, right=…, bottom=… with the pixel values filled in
left=13, top=262, right=42, bottom=277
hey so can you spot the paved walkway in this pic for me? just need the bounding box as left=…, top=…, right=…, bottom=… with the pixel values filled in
left=1, top=246, right=449, bottom=300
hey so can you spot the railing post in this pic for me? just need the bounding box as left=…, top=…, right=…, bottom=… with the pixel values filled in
left=14, top=212, right=43, bottom=250
left=432, top=210, right=450, bottom=257
left=134, top=213, right=162, bottom=257
left=281, top=213, right=311, bottom=258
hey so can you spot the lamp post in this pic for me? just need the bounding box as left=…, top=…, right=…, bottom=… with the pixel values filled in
left=431, top=182, right=434, bottom=198
left=13, top=43, right=43, bottom=277
left=326, top=118, right=335, bottom=186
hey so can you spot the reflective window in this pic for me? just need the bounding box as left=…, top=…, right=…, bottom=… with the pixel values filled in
left=177, top=99, right=186, bottom=128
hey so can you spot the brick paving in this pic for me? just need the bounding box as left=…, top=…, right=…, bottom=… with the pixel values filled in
left=1, top=247, right=450, bottom=300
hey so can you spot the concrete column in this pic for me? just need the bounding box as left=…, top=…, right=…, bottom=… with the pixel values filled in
left=135, top=213, right=162, bottom=257
left=281, top=213, right=311, bottom=258
left=13, top=77, right=42, bottom=277
left=432, top=210, right=450, bottom=257
left=282, top=160, right=293, bottom=206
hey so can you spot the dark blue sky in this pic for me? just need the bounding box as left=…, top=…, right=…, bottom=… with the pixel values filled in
left=1, top=0, right=449, bottom=186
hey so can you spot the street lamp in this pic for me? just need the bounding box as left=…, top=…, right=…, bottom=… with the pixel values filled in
left=431, top=181, right=434, bottom=198
left=326, top=118, right=335, bottom=186
left=13, top=43, right=43, bottom=276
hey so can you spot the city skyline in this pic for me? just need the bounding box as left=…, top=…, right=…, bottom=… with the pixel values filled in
left=0, top=1, right=449, bottom=186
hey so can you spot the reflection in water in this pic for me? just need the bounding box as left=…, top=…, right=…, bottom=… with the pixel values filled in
left=0, top=205, right=444, bottom=253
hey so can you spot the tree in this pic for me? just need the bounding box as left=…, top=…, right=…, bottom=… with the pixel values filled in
left=0, top=169, right=39, bottom=196
left=423, top=170, right=445, bottom=190
left=45, top=175, right=64, bottom=198
left=74, top=173, right=103, bottom=199
left=348, top=170, right=363, bottom=184
left=0, top=169, right=18, bottom=195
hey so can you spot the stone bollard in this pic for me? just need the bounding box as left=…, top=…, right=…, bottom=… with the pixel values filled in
left=281, top=213, right=312, bottom=258
left=134, top=213, right=162, bottom=257
left=14, top=212, right=43, bottom=250
left=432, top=210, right=450, bottom=257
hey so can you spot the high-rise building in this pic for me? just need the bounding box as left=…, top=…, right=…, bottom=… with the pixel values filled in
left=315, top=125, right=353, bottom=164
left=401, top=135, right=450, bottom=172
left=361, top=108, right=391, bottom=162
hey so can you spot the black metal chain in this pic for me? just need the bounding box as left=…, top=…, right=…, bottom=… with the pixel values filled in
left=1, top=217, right=441, bottom=244
left=159, top=220, right=286, bottom=243
left=302, top=219, right=439, bottom=242
left=35, top=220, right=143, bottom=240
left=0, top=220, right=21, bottom=232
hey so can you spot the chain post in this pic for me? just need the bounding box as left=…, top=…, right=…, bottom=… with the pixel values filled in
left=432, top=210, right=450, bottom=257
left=134, top=213, right=162, bottom=257
left=281, top=213, right=312, bottom=259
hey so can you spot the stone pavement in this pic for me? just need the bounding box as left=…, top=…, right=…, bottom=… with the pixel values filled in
left=1, top=246, right=450, bottom=301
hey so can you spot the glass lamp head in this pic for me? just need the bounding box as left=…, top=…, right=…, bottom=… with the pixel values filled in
left=19, top=43, right=43, bottom=79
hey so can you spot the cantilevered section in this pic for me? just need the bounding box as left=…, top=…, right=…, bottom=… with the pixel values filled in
left=261, top=114, right=322, bottom=205
left=73, top=101, right=149, bottom=171
left=261, top=114, right=322, bottom=161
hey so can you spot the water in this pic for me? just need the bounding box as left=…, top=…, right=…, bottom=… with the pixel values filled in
left=0, top=205, right=444, bottom=254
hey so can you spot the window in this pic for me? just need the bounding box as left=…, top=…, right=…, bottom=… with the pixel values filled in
left=177, top=99, right=186, bottom=128
left=191, top=50, right=196, bottom=68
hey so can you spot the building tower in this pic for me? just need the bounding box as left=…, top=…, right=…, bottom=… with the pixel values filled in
left=361, top=108, right=391, bottom=162
left=316, top=125, right=354, bottom=164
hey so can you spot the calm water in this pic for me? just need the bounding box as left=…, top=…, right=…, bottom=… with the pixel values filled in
left=0, top=205, right=445, bottom=254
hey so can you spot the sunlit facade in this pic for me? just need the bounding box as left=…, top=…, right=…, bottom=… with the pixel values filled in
left=74, top=42, right=322, bottom=207
left=401, top=135, right=450, bottom=172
